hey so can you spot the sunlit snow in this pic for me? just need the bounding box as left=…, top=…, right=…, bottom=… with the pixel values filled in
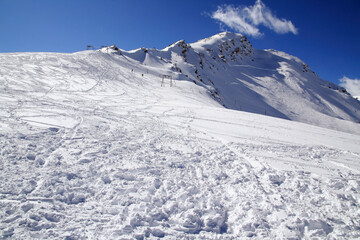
left=1, top=32, right=360, bottom=239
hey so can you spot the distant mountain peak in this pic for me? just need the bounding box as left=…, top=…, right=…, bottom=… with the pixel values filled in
left=193, top=31, right=245, bottom=44
left=163, top=39, right=189, bottom=51
left=189, top=32, right=253, bottom=62
left=20, top=32, right=359, bottom=132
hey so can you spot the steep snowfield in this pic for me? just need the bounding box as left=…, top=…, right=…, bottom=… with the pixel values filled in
left=124, top=32, right=360, bottom=134
left=191, top=33, right=360, bottom=133
left=1, top=33, right=360, bottom=239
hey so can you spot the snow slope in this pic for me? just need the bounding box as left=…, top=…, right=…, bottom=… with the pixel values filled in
left=1, top=33, right=360, bottom=239
left=115, top=32, right=360, bottom=134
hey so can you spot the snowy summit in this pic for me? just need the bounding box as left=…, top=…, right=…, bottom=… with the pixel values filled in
left=102, top=31, right=360, bottom=134
left=0, top=32, right=360, bottom=239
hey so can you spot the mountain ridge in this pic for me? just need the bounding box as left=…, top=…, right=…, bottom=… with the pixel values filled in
left=0, top=32, right=359, bottom=135
left=98, top=32, right=360, bottom=133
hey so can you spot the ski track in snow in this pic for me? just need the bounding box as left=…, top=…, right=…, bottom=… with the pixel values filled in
left=1, top=44, right=360, bottom=239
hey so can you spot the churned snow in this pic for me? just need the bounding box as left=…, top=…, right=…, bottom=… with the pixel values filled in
left=1, top=32, right=360, bottom=239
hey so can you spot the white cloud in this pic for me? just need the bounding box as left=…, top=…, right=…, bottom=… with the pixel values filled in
left=212, top=5, right=261, bottom=37
left=211, top=0, right=298, bottom=37
left=339, top=76, right=360, bottom=97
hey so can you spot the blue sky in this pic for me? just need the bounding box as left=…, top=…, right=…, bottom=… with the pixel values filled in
left=0, top=0, right=359, bottom=89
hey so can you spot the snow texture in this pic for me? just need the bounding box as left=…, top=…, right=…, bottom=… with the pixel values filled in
left=1, top=32, right=360, bottom=239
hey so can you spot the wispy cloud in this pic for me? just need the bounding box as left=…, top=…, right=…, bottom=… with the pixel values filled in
left=211, top=0, right=298, bottom=37
left=339, top=76, right=360, bottom=97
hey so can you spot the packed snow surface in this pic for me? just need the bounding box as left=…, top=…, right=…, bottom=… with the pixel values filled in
left=1, top=32, right=360, bottom=239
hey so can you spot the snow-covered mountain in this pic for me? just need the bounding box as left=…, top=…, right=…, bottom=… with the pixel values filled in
left=103, top=31, right=360, bottom=133
left=1, top=32, right=360, bottom=239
